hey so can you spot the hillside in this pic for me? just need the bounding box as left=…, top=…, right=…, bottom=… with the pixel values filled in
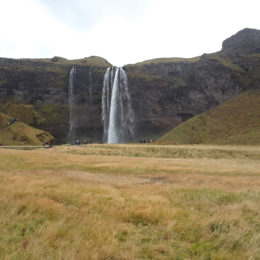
left=158, top=89, right=260, bottom=145
left=0, top=112, right=54, bottom=146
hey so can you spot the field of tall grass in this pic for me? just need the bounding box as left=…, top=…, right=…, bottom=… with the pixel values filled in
left=0, top=144, right=259, bottom=259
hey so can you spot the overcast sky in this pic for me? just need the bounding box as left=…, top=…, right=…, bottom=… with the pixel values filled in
left=0, top=0, right=259, bottom=66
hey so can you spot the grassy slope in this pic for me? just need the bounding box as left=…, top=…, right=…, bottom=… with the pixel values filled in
left=206, top=52, right=245, bottom=73
left=0, top=104, right=44, bottom=126
left=0, top=144, right=259, bottom=259
left=4, top=56, right=111, bottom=68
left=127, top=56, right=200, bottom=67
left=0, top=112, right=54, bottom=145
left=158, top=89, right=260, bottom=145
left=0, top=103, right=68, bottom=143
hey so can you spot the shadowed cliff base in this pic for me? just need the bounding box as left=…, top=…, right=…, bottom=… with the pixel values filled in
left=158, top=89, right=260, bottom=145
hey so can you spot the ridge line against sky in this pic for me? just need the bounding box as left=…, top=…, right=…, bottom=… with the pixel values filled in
left=0, top=0, right=259, bottom=66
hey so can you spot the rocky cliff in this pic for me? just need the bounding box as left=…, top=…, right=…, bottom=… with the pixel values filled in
left=0, top=56, right=110, bottom=142
left=0, top=28, right=259, bottom=143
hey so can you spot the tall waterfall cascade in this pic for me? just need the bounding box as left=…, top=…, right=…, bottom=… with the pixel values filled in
left=102, top=67, right=134, bottom=143
left=68, top=66, right=76, bottom=141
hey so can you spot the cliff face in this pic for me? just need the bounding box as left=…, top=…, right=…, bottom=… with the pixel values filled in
left=0, top=57, right=109, bottom=142
left=222, top=28, right=260, bottom=57
left=0, top=29, right=259, bottom=143
left=125, top=56, right=243, bottom=138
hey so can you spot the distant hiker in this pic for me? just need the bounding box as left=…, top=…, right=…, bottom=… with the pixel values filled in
left=73, top=139, right=80, bottom=145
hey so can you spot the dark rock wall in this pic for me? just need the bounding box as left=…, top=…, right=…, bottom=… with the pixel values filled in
left=222, top=28, right=260, bottom=57
left=0, top=58, right=107, bottom=142
left=125, top=56, right=243, bottom=139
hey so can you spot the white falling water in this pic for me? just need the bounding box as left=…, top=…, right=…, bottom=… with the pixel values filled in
left=68, top=66, right=76, bottom=141
left=102, top=67, right=134, bottom=143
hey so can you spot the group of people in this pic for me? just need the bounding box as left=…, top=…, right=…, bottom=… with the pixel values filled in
left=73, top=139, right=80, bottom=145
left=71, top=139, right=92, bottom=145
left=43, top=143, right=53, bottom=148
left=7, top=117, right=19, bottom=126
left=84, top=139, right=92, bottom=144
left=139, top=138, right=154, bottom=143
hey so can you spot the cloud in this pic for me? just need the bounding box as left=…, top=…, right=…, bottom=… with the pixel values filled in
left=0, top=0, right=259, bottom=65
left=0, top=0, right=71, bottom=57
left=37, top=0, right=151, bottom=31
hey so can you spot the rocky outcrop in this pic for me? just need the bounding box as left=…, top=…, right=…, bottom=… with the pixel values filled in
left=0, top=29, right=259, bottom=143
left=222, top=28, right=260, bottom=57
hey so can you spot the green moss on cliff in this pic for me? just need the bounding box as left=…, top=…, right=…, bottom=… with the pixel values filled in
left=36, top=105, right=69, bottom=126
left=158, top=89, right=260, bottom=145
left=0, top=113, right=54, bottom=146
left=206, top=52, right=244, bottom=73
left=0, top=104, right=44, bottom=126
left=0, top=113, right=9, bottom=128
left=239, top=54, right=260, bottom=89
left=19, top=56, right=111, bottom=68
left=128, top=56, right=200, bottom=66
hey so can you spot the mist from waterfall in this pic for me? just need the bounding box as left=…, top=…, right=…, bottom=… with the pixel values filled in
left=68, top=66, right=76, bottom=141
left=102, top=67, right=134, bottom=143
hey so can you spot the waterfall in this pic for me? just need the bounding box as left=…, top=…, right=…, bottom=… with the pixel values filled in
left=102, top=67, right=134, bottom=143
left=68, top=66, right=76, bottom=141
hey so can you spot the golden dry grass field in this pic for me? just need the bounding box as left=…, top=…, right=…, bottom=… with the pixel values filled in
left=0, top=144, right=260, bottom=260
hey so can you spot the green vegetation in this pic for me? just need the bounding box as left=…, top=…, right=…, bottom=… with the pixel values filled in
left=0, top=103, right=68, bottom=144
left=239, top=54, right=260, bottom=90
left=0, top=112, right=54, bottom=146
left=18, top=55, right=111, bottom=68
left=206, top=52, right=245, bottom=73
left=0, top=104, right=44, bottom=126
left=0, top=144, right=259, bottom=259
left=158, top=89, right=260, bottom=145
left=62, top=143, right=260, bottom=161
left=127, top=56, right=200, bottom=67
left=36, top=104, right=69, bottom=127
